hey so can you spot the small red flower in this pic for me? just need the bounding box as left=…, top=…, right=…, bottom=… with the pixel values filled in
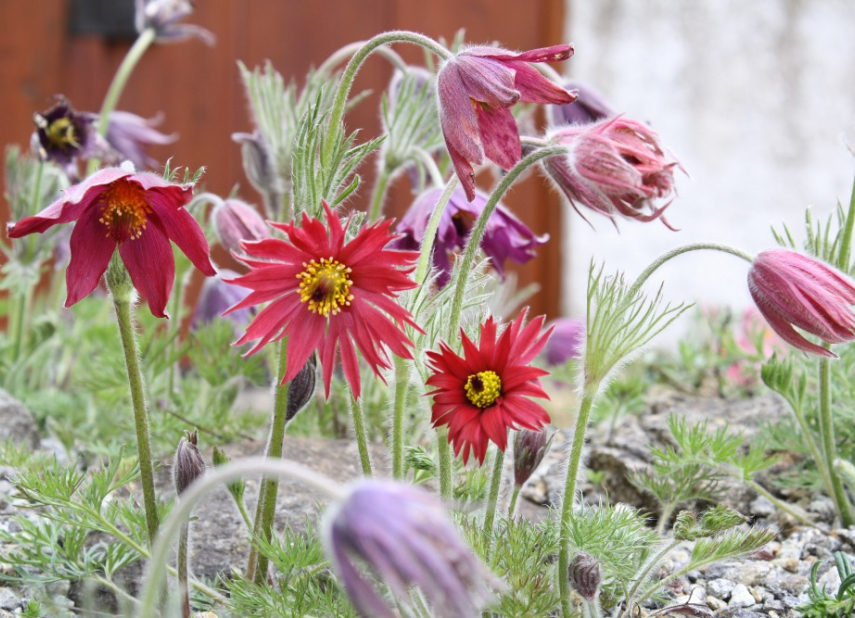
left=6, top=166, right=215, bottom=317
left=425, top=309, right=553, bottom=464
left=438, top=45, right=576, bottom=201
left=225, top=203, right=422, bottom=398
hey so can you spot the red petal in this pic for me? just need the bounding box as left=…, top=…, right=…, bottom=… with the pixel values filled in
left=146, top=186, right=215, bottom=276
left=475, top=105, right=521, bottom=171
left=118, top=228, right=175, bottom=318
left=64, top=206, right=117, bottom=307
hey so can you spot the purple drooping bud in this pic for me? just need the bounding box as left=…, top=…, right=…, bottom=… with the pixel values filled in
left=326, top=480, right=500, bottom=617
left=541, top=318, right=585, bottom=366
left=232, top=131, right=284, bottom=218
left=212, top=199, right=270, bottom=254
left=569, top=552, right=601, bottom=601
left=135, top=0, right=215, bottom=45
left=104, top=110, right=177, bottom=170
left=192, top=269, right=254, bottom=330
left=549, top=81, right=614, bottom=127
left=286, top=355, right=317, bottom=423
left=173, top=430, right=205, bottom=495
left=513, top=428, right=551, bottom=488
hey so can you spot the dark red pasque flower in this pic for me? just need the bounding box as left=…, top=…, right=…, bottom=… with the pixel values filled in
left=748, top=249, right=855, bottom=357
left=438, top=45, right=576, bottom=201
left=6, top=166, right=216, bottom=317
left=31, top=96, right=105, bottom=179
left=425, top=309, right=552, bottom=464
left=225, top=203, right=422, bottom=398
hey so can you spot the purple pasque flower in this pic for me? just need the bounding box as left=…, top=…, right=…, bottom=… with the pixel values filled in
left=211, top=198, right=270, bottom=254
left=31, top=96, right=105, bottom=178
left=104, top=111, right=177, bottom=170
left=541, top=317, right=585, bottom=366
left=748, top=249, right=855, bottom=357
left=135, top=0, right=215, bottom=45
left=326, top=480, right=499, bottom=618
left=395, top=185, right=548, bottom=287
left=548, top=81, right=614, bottom=127
left=438, top=44, right=576, bottom=201
left=543, top=115, right=681, bottom=229
left=192, top=269, right=254, bottom=330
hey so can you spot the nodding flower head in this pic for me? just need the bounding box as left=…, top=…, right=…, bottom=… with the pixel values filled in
left=31, top=97, right=103, bottom=178
left=135, top=0, right=215, bottom=44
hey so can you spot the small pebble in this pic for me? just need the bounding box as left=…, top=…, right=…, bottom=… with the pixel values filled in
left=706, top=595, right=726, bottom=611
left=729, top=583, right=756, bottom=608
left=707, top=578, right=736, bottom=599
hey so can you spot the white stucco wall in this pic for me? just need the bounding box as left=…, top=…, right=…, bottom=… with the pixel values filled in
left=562, top=0, right=855, bottom=342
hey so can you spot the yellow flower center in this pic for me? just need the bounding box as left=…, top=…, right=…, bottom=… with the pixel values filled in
left=98, top=179, right=152, bottom=241
left=44, top=116, right=80, bottom=151
left=464, top=370, right=502, bottom=408
left=297, top=257, right=354, bottom=316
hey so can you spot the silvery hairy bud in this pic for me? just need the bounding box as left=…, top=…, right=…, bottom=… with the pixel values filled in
left=173, top=430, right=205, bottom=495
left=569, top=552, right=601, bottom=601
left=286, top=354, right=317, bottom=422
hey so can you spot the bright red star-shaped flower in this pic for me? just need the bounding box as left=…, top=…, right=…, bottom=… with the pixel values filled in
left=425, top=309, right=553, bottom=464
left=225, top=203, right=422, bottom=398
left=6, top=166, right=216, bottom=317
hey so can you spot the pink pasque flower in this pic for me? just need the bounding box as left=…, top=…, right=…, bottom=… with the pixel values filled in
left=6, top=166, right=215, bottom=317
left=438, top=45, right=576, bottom=201
left=748, top=249, right=855, bottom=357
left=543, top=115, right=680, bottom=228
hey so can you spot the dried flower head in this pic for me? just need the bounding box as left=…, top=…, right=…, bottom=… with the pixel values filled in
left=173, top=430, right=205, bottom=495
left=748, top=249, right=855, bottom=357
left=543, top=116, right=681, bottom=228
left=438, top=44, right=576, bottom=201
left=326, top=480, right=499, bottom=618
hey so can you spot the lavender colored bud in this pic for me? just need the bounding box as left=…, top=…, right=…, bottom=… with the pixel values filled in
left=104, top=110, right=176, bottom=170
left=135, top=0, right=215, bottom=45
left=326, top=480, right=500, bottom=618
left=569, top=552, right=601, bottom=601
left=212, top=199, right=270, bottom=254
left=513, top=429, right=551, bottom=487
left=286, top=354, right=317, bottom=422
left=541, top=318, right=585, bottom=366
left=549, top=81, right=613, bottom=127
left=232, top=131, right=283, bottom=216
left=192, top=269, right=254, bottom=330
left=173, top=430, right=205, bottom=495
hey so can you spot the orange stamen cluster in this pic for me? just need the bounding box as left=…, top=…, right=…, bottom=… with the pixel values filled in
left=98, top=179, right=151, bottom=241
left=297, top=257, right=354, bottom=316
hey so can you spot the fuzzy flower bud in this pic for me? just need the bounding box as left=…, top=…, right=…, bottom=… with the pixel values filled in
left=135, top=0, right=215, bottom=44
left=569, top=552, right=601, bottom=601
left=326, top=480, right=500, bottom=617
left=192, top=269, right=254, bottom=330
left=286, top=354, right=317, bottom=423
left=513, top=429, right=551, bottom=487
left=543, top=116, right=680, bottom=228
left=232, top=131, right=284, bottom=217
left=541, top=317, right=585, bottom=366
left=212, top=199, right=270, bottom=254
left=748, top=249, right=855, bottom=357
left=173, top=430, right=205, bottom=495
left=549, top=81, right=614, bottom=127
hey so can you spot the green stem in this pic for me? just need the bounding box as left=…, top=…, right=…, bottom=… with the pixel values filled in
left=626, top=243, right=755, bottom=300
left=558, top=388, right=597, bottom=618
left=350, top=395, right=373, bottom=476
left=786, top=395, right=834, bottom=503
left=448, top=146, right=568, bottom=336
left=836, top=170, right=855, bottom=271
left=746, top=479, right=828, bottom=532
left=391, top=356, right=409, bottom=479
left=437, top=427, right=453, bottom=501
left=178, top=523, right=190, bottom=618
left=415, top=176, right=458, bottom=285
left=113, top=299, right=159, bottom=545
left=368, top=164, right=393, bottom=222
left=323, top=31, right=451, bottom=170
left=10, top=287, right=30, bottom=363
left=819, top=352, right=854, bottom=526
left=508, top=485, right=521, bottom=518
left=249, top=338, right=290, bottom=584
left=483, top=447, right=505, bottom=559
left=618, top=539, right=681, bottom=618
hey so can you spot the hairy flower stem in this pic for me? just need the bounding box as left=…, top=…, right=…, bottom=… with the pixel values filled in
left=617, top=539, right=681, bottom=618
left=368, top=164, right=393, bottom=222
left=137, top=458, right=347, bottom=617
left=437, top=427, right=453, bottom=500
left=350, top=395, right=373, bottom=476
left=508, top=485, right=521, bottom=517
left=112, top=298, right=159, bottom=545
left=819, top=351, right=855, bottom=526
left=448, top=146, right=568, bottom=336
left=248, top=338, right=290, bottom=584
left=483, top=447, right=505, bottom=560
left=391, top=356, right=409, bottom=479
left=415, top=176, right=459, bottom=285
left=836, top=170, right=855, bottom=271
left=178, top=523, right=191, bottom=618
left=558, top=387, right=597, bottom=618
left=11, top=161, right=44, bottom=362
left=323, top=31, right=452, bottom=171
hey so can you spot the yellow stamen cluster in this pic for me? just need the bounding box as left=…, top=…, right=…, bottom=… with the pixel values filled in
left=464, top=370, right=502, bottom=409
left=43, top=117, right=80, bottom=150
left=297, top=257, right=354, bottom=317
left=98, top=180, right=152, bottom=240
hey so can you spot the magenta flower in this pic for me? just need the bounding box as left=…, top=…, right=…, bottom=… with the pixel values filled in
left=748, top=249, right=855, bottom=357
left=541, top=317, right=585, bottom=366
left=105, top=111, right=177, bottom=170
left=326, top=480, right=499, bottom=617
left=543, top=116, right=680, bottom=228
left=6, top=166, right=216, bottom=317
left=394, top=186, right=548, bottom=287
left=438, top=45, right=576, bottom=201
left=212, top=198, right=270, bottom=254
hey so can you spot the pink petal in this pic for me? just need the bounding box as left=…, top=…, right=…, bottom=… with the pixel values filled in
left=475, top=105, right=521, bottom=171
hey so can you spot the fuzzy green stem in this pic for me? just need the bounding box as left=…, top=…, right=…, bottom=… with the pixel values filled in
left=437, top=427, right=453, bottom=500
left=10, top=287, right=30, bottom=363
left=558, top=388, right=597, bottom=618
left=626, top=243, right=755, bottom=301
left=178, top=523, right=190, bottom=618
left=819, top=351, right=854, bottom=526
left=248, top=338, right=290, bottom=584
left=786, top=395, right=834, bottom=505
left=96, top=28, right=157, bottom=138
left=316, top=40, right=408, bottom=77
left=391, top=356, right=409, bottom=479
left=448, top=146, right=568, bottom=336
left=483, top=447, right=505, bottom=558
left=415, top=176, right=459, bottom=285
left=137, top=458, right=347, bottom=617
left=618, top=539, right=681, bottom=618
left=350, top=395, right=373, bottom=476
left=508, top=485, right=521, bottom=517
left=746, top=479, right=828, bottom=532
left=323, top=31, right=451, bottom=170
left=836, top=170, right=855, bottom=271
left=113, top=298, right=159, bottom=545
left=368, top=164, right=393, bottom=222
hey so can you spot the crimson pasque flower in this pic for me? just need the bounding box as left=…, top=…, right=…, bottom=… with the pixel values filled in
left=426, top=309, right=552, bottom=464
left=226, top=203, right=421, bottom=398
left=6, top=166, right=216, bottom=317
left=748, top=249, right=855, bottom=357
left=438, top=44, right=576, bottom=201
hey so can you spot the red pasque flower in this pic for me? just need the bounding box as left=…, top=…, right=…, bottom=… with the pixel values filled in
left=438, top=45, right=576, bottom=201
left=748, top=249, right=855, bottom=357
left=425, top=309, right=553, bottom=464
left=225, top=203, right=422, bottom=398
left=6, top=166, right=216, bottom=317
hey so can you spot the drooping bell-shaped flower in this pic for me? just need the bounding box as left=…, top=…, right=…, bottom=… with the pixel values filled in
left=105, top=111, right=177, bottom=170
left=135, top=0, right=215, bottom=44
left=31, top=97, right=105, bottom=178
left=541, top=317, right=585, bottom=366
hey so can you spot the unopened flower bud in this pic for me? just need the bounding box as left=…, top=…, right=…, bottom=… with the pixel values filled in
left=541, top=318, right=585, bottom=366
left=212, top=198, right=270, bottom=254
left=513, top=429, right=551, bottom=487
left=232, top=131, right=284, bottom=216
left=173, top=430, right=205, bottom=495
left=569, top=552, right=601, bottom=601
left=286, top=354, right=317, bottom=422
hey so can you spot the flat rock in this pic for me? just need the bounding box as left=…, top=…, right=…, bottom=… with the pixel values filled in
left=0, top=389, right=40, bottom=450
